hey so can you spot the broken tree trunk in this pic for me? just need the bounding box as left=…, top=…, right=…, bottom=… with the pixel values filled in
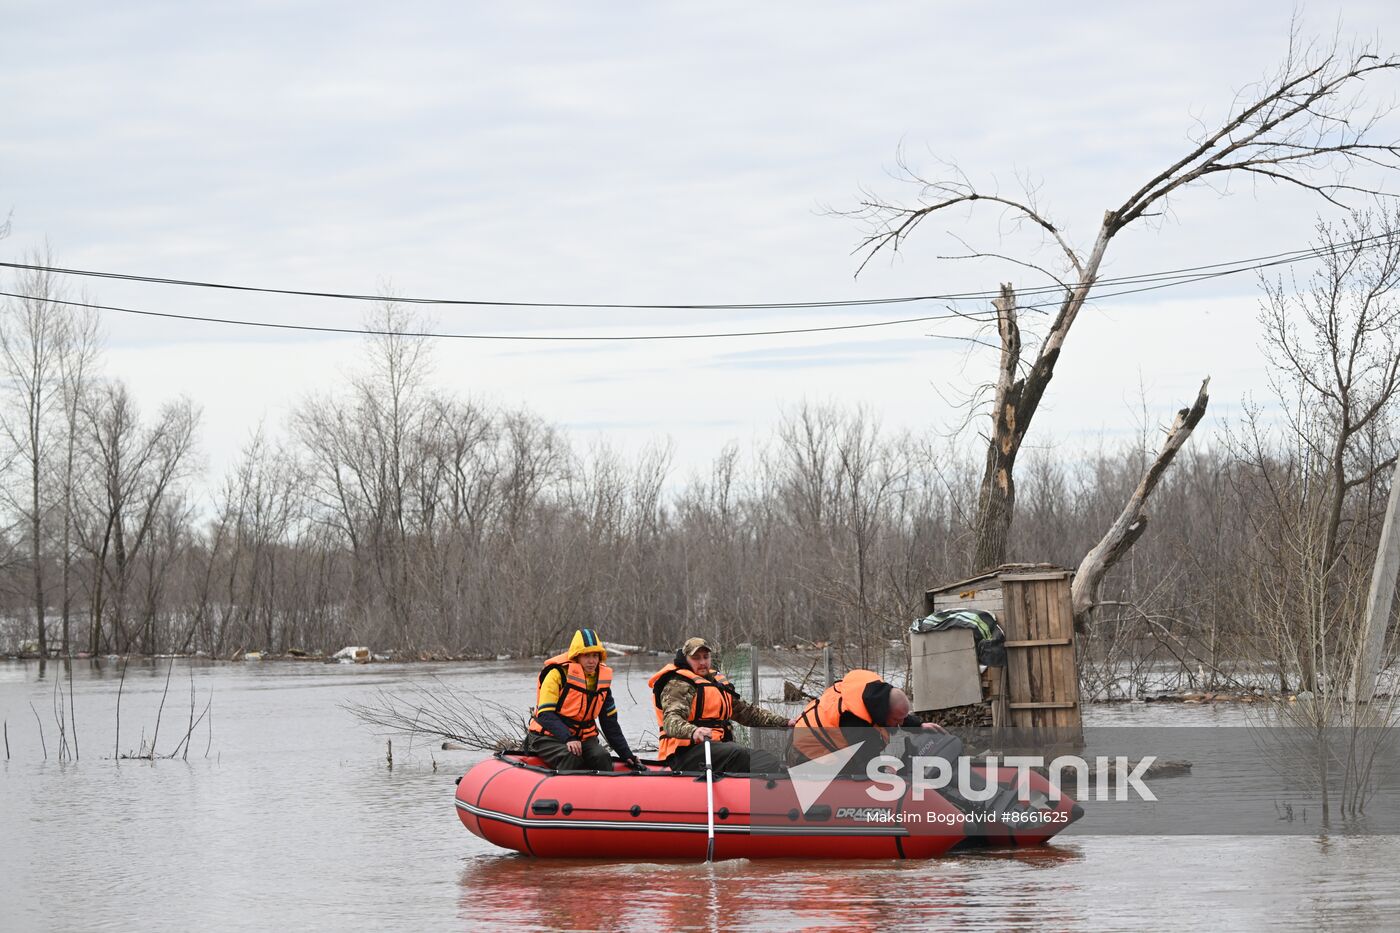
left=971, top=224, right=1110, bottom=572
left=1072, top=378, right=1211, bottom=628
left=972, top=284, right=1024, bottom=572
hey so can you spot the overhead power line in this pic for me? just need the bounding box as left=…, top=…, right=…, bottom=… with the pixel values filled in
left=1, top=228, right=1396, bottom=312
left=0, top=291, right=996, bottom=340
left=0, top=229, right=1393, bottom=340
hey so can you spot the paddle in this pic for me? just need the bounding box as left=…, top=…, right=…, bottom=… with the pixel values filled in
left=704, top=735, right=715, bottom=862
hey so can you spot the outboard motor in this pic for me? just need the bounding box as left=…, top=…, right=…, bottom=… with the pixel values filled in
left=901, top=729, right=1058, bottom=823
left=900, top=727, right=965, bottom=770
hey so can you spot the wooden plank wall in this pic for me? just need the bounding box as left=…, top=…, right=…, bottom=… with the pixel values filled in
left=929, top=592, right=1004, bottom=616
left=1000, top=572, right=1082, bottom=741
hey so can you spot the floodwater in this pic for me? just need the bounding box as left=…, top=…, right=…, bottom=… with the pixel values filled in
left=1, top=657, right=1396, bottom=932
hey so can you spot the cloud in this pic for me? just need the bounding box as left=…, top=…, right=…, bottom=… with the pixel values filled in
left=708, top=338, right=928, bottom=371
left=5, top=0, right=1398, bottom=485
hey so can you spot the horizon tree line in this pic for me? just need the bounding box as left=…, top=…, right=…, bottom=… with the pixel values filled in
left=0, top=216, right=1396, bottom=702
left=3, top=27, right=1400, bottom=693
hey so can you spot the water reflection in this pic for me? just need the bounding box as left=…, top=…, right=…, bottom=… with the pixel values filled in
left=454, top=850, right=1103, bottom=931
left=3, top=659, right=1400, bottom=932
left=459, top=840, right=1103, bottom=924
left=456, top=856, right=980, bottom=931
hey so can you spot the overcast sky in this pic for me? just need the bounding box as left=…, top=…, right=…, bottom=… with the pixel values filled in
left=5, top=1, right=1400, bottom=486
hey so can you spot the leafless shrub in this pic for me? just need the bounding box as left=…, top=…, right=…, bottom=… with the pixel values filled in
left=342, top=677, right=530, bottom=751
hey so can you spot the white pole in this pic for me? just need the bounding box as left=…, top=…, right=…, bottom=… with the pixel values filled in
left=704, top=736, right=715, bottom=862
left=1354, top=457, right=1400, bottom=702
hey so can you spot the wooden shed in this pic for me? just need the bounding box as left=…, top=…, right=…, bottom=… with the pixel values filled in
left=923, top=564, right=1082, bottom=743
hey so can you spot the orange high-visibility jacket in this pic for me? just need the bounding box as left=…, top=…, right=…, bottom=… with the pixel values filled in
left=791, top=669, right=889, bottom=761
left=528, top=652, right=614, bottom=740
left=648, top=663, right=737, bottom=759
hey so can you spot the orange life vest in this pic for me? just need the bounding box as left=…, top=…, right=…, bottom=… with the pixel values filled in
left=528, top=652, right=613, bottom=740
left=647, top=663, right=737, bottom=760
left=791, top=669, right=890, bottom=762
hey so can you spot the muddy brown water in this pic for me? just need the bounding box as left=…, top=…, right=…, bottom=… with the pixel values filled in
left=1, top=658, right=1395, bottom=932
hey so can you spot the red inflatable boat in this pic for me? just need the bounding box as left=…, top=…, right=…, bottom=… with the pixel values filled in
left=455, top=752, right=1080, bottom=860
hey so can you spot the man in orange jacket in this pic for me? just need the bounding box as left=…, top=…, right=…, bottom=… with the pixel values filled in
left=526, top=629, right=641, bottom=772
left=789, top=669, right=945, bottom=777
left=649, top=637, right=792, bottom=774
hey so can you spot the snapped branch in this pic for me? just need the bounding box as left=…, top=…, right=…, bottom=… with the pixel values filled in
left=1072, top=378, right=1213, bottom=624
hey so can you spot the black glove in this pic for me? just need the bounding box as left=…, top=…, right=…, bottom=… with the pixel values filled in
left=624, top=755, right=645, bottom=771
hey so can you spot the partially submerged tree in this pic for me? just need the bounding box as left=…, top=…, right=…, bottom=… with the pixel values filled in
left=1235, top=209, right=1400, bottom=694
left=1261, top=211, right=1400, bottom=611
left=54, top=297, right=100, bottom=656
left=0, top=259, right=67, bottom=658
left=852, top=29, right=1400, bottom=592
left=0, top=251, right=99, bottom=657
left=294, top=301, right=436, bottom=647
left=77, top=383, right=199, bottom=653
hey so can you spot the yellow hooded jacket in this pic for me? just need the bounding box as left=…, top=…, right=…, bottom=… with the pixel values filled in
left=528, top=629, right=618, bottom=742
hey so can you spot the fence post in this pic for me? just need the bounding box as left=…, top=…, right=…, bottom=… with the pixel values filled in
left=823, top=645, right=834, bottom=688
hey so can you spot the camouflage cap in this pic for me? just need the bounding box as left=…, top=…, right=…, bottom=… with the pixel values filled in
left=681, top=636, right=713, bottom=657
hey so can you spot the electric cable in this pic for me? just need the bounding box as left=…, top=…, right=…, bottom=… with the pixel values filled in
left=0, top=228, right=1391, bottom=340
left=0, top=228, right=1393, bottom=312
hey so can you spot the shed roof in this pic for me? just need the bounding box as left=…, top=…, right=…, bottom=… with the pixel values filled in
left=925, top=562, right=1071, bottom=596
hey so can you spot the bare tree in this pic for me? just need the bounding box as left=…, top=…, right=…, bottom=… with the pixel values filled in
left=55, top=304, right=100, bottom=655
left=390, top=395, right=510, bottom=654
left=294, top=302, right=436, bottom=648
left=0, top=253, right=76, bottom=656
left=1263, top=211, right=1400, bottom=595
left=1250, top=209, right=1400, bottom=690
left=832, top=408, right=905, bottom=666
left=203, top=428, right=305, bottom=653
left=77, top=382, right=199, bottom=653
left=852, top=28, right=1400, bottom=574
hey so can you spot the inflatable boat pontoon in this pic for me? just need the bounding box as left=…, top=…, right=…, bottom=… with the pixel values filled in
left=455, top=751, right=1080, bottom=860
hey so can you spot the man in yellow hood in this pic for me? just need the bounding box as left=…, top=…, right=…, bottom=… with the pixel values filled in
left=526, top=628, right=640, bottom=772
